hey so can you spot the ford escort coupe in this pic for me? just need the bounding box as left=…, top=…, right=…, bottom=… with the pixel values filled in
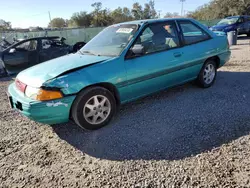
left=7, top=18, right=231, bottom=130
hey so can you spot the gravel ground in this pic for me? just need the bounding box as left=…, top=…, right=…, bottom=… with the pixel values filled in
left=0, top=36, right=250, bottom=188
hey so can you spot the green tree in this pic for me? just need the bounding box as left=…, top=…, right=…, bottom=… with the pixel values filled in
left=143, top=0, right=157, bottom=19
left=188, top=0, right=250, bottom=20
left=0, top=19, right=11, bottom=30
left=111, top=7, right=133, bottom=23
left=132, top=1, right=157, bottom=20
left=70, top=11, right=92, bottom=27
left=48, top=18, right=66, bottom=28
left=132, top=2, right=143, bottom=20
left=91, top=2, right=113, bottom=27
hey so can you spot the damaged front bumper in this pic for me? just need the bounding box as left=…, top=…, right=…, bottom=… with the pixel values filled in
left=7, top=83, right=76, bottom=124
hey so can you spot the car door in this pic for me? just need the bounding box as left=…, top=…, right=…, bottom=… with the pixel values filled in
left=245, top=16, right=250, bottom=34
left=39, top=39, right=54, bottom=63
left=124, top=21, right=186, bottom=100
left=237, top=17, right=246, bottom=34
left=39, top=39, right=68, bottom=63
left=177, top=20, right=214, bottom=78
left=3, top=39, right=38, bottom=74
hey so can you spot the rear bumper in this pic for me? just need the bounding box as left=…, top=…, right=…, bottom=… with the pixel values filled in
left=7, top=83, right=76, bottom=124
left=218, top=50, right=231, bottom=68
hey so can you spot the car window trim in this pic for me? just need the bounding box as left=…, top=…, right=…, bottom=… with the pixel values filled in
left=177, top=20, right=212, bottom=47
left=125, top=20, right=182, bottom=60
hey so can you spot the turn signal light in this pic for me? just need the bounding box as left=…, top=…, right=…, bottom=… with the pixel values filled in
left=36, top=90, right=63, bottom=101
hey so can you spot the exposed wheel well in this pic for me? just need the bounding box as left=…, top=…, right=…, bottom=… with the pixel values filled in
left=206, top=56, right=220, bottom=68
left=79, top=82, right=121, bottom=106
left=69, top=83, right=120, bottom=119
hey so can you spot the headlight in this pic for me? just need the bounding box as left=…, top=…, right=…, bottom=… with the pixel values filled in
left=25, top=86, right=63, bottom=101
left=25, top=86, right=40, bottom=99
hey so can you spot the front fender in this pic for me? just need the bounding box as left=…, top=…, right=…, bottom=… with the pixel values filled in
left=42, top=70, right=93, bottom=95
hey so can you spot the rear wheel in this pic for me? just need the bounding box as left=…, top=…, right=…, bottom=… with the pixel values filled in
left=71, top=87, right=116, bottom=130
left=197, top=60, right=217, bottom=88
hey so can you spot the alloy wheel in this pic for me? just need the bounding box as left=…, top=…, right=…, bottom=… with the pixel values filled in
left=83, top=95, right=111, bottom=125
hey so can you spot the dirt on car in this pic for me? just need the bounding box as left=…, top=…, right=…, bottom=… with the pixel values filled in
left=0, top=36, right=250, bottom=188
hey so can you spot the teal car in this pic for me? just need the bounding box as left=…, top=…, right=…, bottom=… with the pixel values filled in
left=7, top=18, right=231, bottom=130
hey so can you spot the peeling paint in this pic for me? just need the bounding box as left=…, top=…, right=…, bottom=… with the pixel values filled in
left=46, top=102, right=68, bottom=107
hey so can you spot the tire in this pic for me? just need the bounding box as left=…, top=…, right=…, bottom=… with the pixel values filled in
left=71, top=86, right=116, bottom=130
left=247, top=33, right=250, bottom=37
left=197, top=60, right=217, bottom=88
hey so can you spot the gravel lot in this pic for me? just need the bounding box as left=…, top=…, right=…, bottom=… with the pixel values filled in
left=0, top=36, right=250, bottom=188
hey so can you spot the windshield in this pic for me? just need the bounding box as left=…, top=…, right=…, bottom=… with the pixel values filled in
left=217, top=17, right=239, bottom=25
left=79, top=24, right=138, bottom=57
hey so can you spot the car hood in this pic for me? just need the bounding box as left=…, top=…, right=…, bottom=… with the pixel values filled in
left=211, top=24, right=235, bottom=30
left=17, top=53, right=112, bottom=87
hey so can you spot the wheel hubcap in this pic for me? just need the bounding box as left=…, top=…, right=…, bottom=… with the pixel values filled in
left=203, top=64, right=215, bottom=84
left=83, top=95, right=111, bottom=125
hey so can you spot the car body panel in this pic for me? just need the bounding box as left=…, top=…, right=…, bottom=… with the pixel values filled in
left=0, top=36, right=86, bottom=76
left=210, top=15, right=250, bottom=34
left=8, top=83, right=76, bottom=124
left=17, top=53, right=112, bottom=88
left=7, top=18, right=231, bottom=125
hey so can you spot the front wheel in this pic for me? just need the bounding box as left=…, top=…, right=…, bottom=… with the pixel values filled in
left=71, top=87, right=116, bottom=130
left=197, top=60, right=217, bottom=88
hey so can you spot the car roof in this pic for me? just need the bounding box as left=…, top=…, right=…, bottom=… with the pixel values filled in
left=2, top=36, right=61, bottom=52
left=23, top=36, right=60, bottom=40
left=115, top=18, right=194, bottom=26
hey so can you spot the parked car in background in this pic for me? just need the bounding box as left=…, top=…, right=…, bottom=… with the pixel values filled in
left=0, top=36, right=86, bottom=76
left=7, top=18, right=231, bottom=130
left=210, top=15, right=250, bottom=36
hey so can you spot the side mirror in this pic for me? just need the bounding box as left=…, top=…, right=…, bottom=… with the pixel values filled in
left=131, top=44, right=145, bottom=56
left=9, top=48, right=16, bottom=53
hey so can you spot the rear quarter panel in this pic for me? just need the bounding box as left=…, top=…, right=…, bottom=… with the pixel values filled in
left=191, top=19, right=231, bottom=67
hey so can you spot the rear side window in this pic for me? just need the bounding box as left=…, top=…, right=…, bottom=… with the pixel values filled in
left=179, top=21, right=210, bottom=45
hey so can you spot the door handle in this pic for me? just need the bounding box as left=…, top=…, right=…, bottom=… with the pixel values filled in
left=173, top=52, right=182, bottom=57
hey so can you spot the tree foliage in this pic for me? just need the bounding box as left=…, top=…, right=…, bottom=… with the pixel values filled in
left=48, top=18, right=66, bottom=28
left=164, top=12, right=180, bottom=18
left=70, top=11, right=92, bottom=27
left=66, top=1, right=158, bottom=28
left=0, top=19, right=11, bottom=30
left=188, top=0, right=250, bottom=20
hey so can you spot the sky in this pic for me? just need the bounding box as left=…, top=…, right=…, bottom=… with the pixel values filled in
left=0, top=0, right=210, bottom=28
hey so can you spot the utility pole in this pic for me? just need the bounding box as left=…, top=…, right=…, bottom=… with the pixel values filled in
left=158, top=10, right=162, bottom=18
left=48, top=11, right=52, bottom=22
left=180, top=0, right=185, bottom=17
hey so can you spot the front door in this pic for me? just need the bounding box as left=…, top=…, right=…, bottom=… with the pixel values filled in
left=124, top=21, right=185, bottom=101
left=3, top=39, right=38, bottom=74
left=237, top=17, right=248, bottom=34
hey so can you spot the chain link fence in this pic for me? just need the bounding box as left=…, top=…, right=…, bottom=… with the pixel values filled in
left=0, top=19, right=221, bottom=45
left=0, top=27, right=105, bottom=45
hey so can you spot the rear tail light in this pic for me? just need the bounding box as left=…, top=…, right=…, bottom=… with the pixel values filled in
left=15, top=79, right=27, bottom=93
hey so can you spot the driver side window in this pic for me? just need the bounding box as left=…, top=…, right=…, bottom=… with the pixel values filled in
left=238, top=17, right=244, bottom=23
left=131, top=22, right=180, bottom=56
